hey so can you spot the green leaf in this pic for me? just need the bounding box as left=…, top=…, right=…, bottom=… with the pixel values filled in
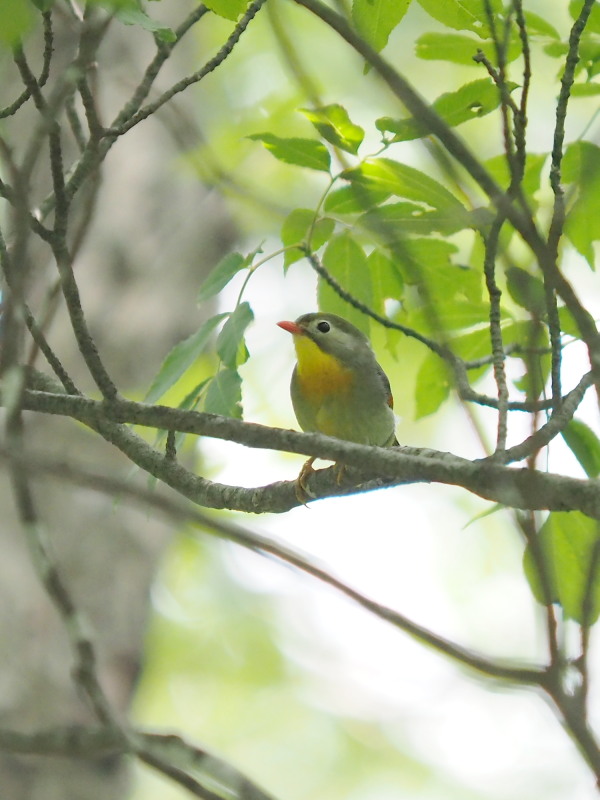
left=377, top=78, right=516, bottom=142
left=562, top=141, right=600, bottom=267
left=300, top=104, right=364, bottom=155
left=281, top=209, right=335, bottom=268
left=352, top=0, right=412, bottom=52
left=416, top=32, right=512, bottom=65
left=414, top=351, right=451, bottom=418
left=145, top=313, right=228, bottom=404
left=247, top=133, right=331, bottom=172
left=323, top=185, right=391, bottom=214
left=318, top=232, right=373, bottom=334
left=202, top=0, right=247, bottom=20
left=0, top=0, right=35, bottom=44
left=198, top=252, right=247, bottom=303
left=484, top=152, right=548, bottom=199
left=523, top=512, right=600, bottom=624
left=358, top=200, right=472, bottom=241
left=569, top=0, right=600, bottom=34
left=216, top=302, right=254, bottom=369
left=562, top=419, right=600, bottom=479
left=368, top=249, right=404, bottom=312
left=31, top=0, right=55, bottom=10
left=571, top=82, right=600, bottom=96
left=204, top=369, right=243, bottom=418
left=115, top=6, right=176, bottom=42
left=416, top=0, right=501, bottom=38
left=505, top=266, right=547, bottom=317
left=522, top=11, right=559, bottom=40
left=558, top=306, right=582, bottom=339
left=345, top=159, right=467, bottom=219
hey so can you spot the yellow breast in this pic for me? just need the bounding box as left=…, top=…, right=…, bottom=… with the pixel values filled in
left=294, top=335, right=354, bottom=400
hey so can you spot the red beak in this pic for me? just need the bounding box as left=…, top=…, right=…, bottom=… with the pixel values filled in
left=277, top=320, right=304, bottom=336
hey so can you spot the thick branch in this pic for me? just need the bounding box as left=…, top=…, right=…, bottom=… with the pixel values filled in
left=14, top=384, right=600, bottom=519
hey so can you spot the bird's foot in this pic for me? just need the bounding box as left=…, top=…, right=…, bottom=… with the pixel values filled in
left=295, top=457, right=316, bottom=505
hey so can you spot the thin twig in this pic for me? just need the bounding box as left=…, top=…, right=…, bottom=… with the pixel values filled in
left=105, top=0, right=268, bottom=139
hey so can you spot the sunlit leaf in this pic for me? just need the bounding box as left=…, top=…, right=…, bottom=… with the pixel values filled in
left=417, top=32, right=507, bottom=64
left=416, top=0, right=502, bottom=38
left=484, top=152, right=548, bottom=200
left=248, top=133, right=331, bottom=172
left=204, top=368, right=243, bottom=418
left=216, top=302, right=254, bottom=368
left=323, top=185, right=391, bottom=214
left=570, top=82, right=600, bottom=96
left=344, top=158, right=467, bottom=218
left=198, top=252, right=247, bottom=303
left=352, top=0, right=412, bottom=52
left=523, top=512, right=600, bottom=624
left=562, top=419, right=600, bottom=478
left=202, top=0, right=247, bottom=20
left=523, top=11, right=560, bottom=40
left=414, top=351, right=451, bottom=418
left=281, top=209, right=335, bottom=268
left=569, top=0, right=600, bottom=34
left=377, top=79, right=516, bottom=142
left=116, top=5, right=176, bottom=42
left=0, top=0, right=35, bottom=44
left=368, top=249, right=404, bottom=312
left=145, top=313, right=228, bottom=404
left=562, top=141, right=600, bottom=267
left=300, top=104, right=364, bottom=154
left=318, top=232, right=372, bottom=334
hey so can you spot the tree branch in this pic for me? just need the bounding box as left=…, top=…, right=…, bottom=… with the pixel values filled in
left=12, top=378, right=600, bottom=519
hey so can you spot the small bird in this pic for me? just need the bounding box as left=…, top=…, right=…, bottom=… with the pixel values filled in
left=277, top=312, right=398, bottom=496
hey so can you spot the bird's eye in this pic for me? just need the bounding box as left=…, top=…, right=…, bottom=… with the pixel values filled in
left=316, top=320, right=330, bottom=333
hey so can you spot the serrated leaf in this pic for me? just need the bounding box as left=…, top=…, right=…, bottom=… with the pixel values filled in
left=281, top=209, right=334, bottom=268
left=358, top=201, right=470, bottom=240
left=198, top=252, right=247, bottom=303
left=216, top=302, right=254, bottom=369
left=248, top=133, right=331, bottom=172
left=562, top=419, right=600, bottom=478
left=416, top=0, right=502, bottom=38
left=145, top=313, right=228, bottom=404
left=368, top=249, right=404, bottom=311
left=523, top=512, right=600, bottom=624
left=323, top=185, right=391, bottom=214
left=116, top=6, right=176, bottom=42
left=352, top=0, right=412, bottom=52
left=377, top=78, right=515, bottom=142
left=506, top=266, right=547, bottom=317
left=318, top=232, right=372, bottom=334
left=562, top=141, right=600, bottom=268
left=415, top=351, right=451, bottom=418
left=300, top=104, right=364, bottom=154
left=204, top=369, right=243, bottom=418
left=416, top=32, right=501, bottom=64
left=345, top=158, right=468, bottom=219
left=202, top=0, right=247, bottom=20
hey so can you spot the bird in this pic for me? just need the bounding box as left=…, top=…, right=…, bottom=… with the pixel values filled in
left=277, top=312, right=398, bottom=498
